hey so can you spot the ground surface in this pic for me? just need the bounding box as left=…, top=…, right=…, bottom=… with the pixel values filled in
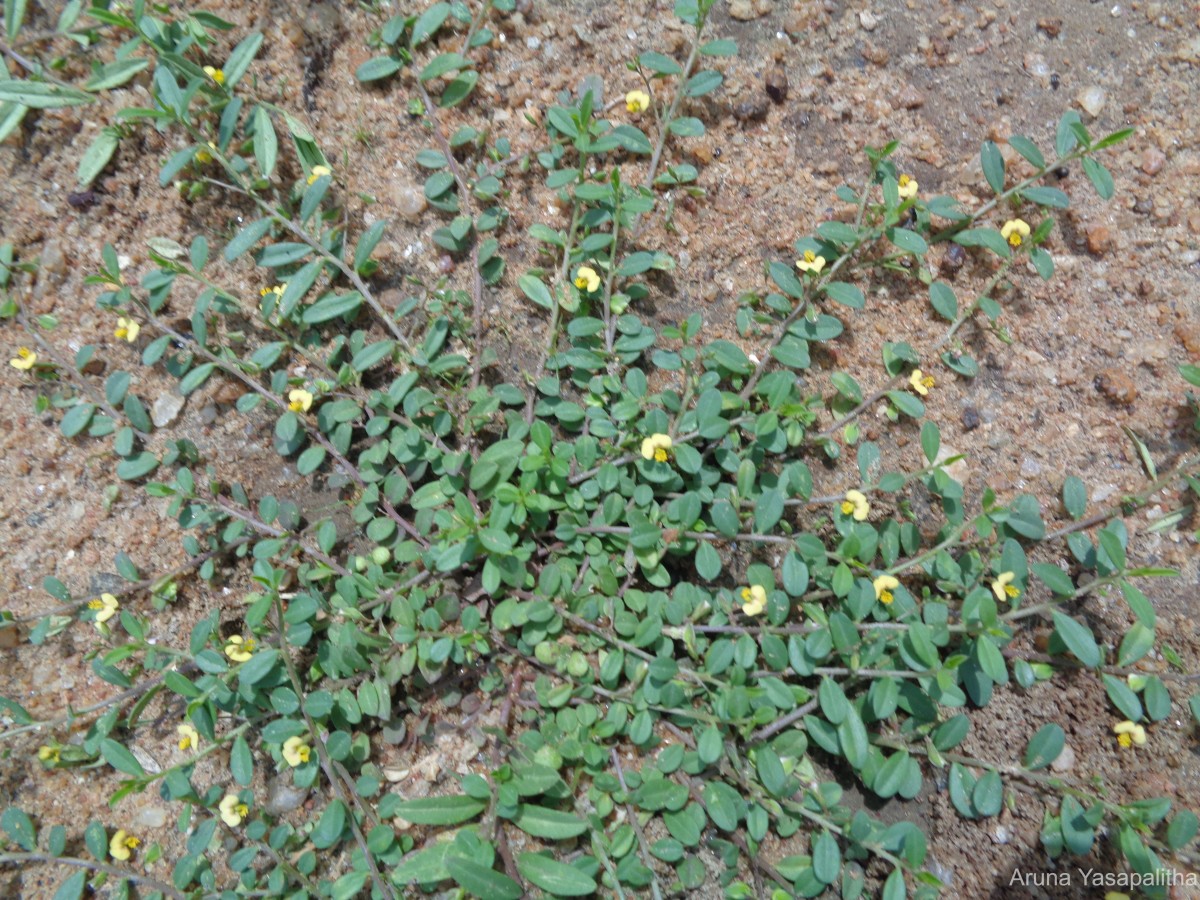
left=2, top=0, right=1199, bottom=897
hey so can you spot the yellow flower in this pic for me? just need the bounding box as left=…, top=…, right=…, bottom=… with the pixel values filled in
left=177, top=723, right=200, bottom=751
left=908, top=368, right=934, bottom=396
left=10, top=347, right=37, bottom=370
left=639, top=432, right=672, bottom=463
left=306, top=164, right=332, bottom=185
left=115, top=317, right=140, bottom=342
left=840, top=489, right=870, bottom=522
left=88, top=593, right=119, bottom=624
left=1000, top=218, right=1031, bottom=247
left=109, top=829, right=140, bottom=861
left=224, top=635, right=255, bottom=662
left=991, top=571, right=1020, bottom=602
left=203, top=65, right=225, bottom=86
left=795, top=250, right=826, bottom=275
left=740, top=585, right=767, bottom=617
left=219, top=793, right=249, bottom=827
left=195, top=141, right=217, bottom=164
left=1113, top=720, right=1147, bottom=749
left=625, top=89, right=651, bottom=114
left=282, top=735, right=311, bottom=767
left=873, top=574, right=900, bottom=604
left=260, top=284, right=286, bottom=298
left=287, top=388, right=313, bottom=414
left=897, top=174, right=919, bottom=199
left=37, top=745, right=60, bottom=763
left=573, top=265, right=600, bottom=292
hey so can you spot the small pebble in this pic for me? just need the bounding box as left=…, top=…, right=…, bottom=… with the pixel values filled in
left=942, top=243, right=966, bottom=274
left=895, top=83, right=925, bottom=109
left=961, top=406, right=980, bottom=430
left=1051, top=743, right=1076, bottom=773
left=1020, top=457, right=1042, bottom=477
left=1096, top=368, right=1137, bottom=404
left=733, top=98, right=769, bottom=122
left=152, top=392, right=185, bottom=428
left=1076, top=85, right=1106, bottom=117
left=1037, top=17, right=1063, bottom=37
left=859, top=10, right=879, bottom=31
left=764, top=66, right=788, bottom=104
left=264, top=774, right=308, bottom=815
left=393, top=181, right=427, bottom=222
left=1024, top=52, right=1050, bottom=80
left=136, top=807, right=169, bottom=829
left=1086, top=224, right=1111, bottom=255
left=1141, top=148, right=1165, bottom=175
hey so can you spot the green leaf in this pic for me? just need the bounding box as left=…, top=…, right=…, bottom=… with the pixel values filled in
left=77, top=127, right=119, bottom=186
left=695, top=541, right=721, bottom=581
left=981, top=140, right=1005, bottom=193
left=222, top=32, right=263, bottom=89
left=1022, top=186, right=1069, bottom=208
left=60, top=402, right=96, bottom=438
left=0, top=81, right=93, bottom=108
left=100, top=738, right=146, bottom=777
left=1167, top=811, right=1199, bottom=851
left=1007, top=134, right=1044, bottom=169
left=302, top=292, right=362, bottom=324
left=684, top=70, right=722, bottom=97
left=920, top=421, right=940, bottom=464
left=1030, top=246, right=1054, bottom=280
left=887, top=390, right=925, bottom=419
left=1102, top=673, right=1143, bottom=722
left=757, top=748, right=786, bottom=797
left=391, top=795, right=486, bottom=825
left=823, top=281, right=864, bottom=309
left=812, top=830, right=840, bottom=884
left=86, top=57, right=150, bottom=93
left=179, top=362, right=216, bottom=395
left=516, top=853, right=598, bottom=897
left=420, top=52, right=471, bottom=82
left=700, top=39, right=737, bottom=56
left=519, top=272, right=554, bottom=311
left=972, top=770, right=1003, bottom=817
left=52, top=870, right=87, bottom=900
left=511, top=805, right=587, bottom=839
left=5, top=0, right=28, bottom=39
left=1, top=808, right=36, bottom=851
left=411, top=2, right=450, bottom=46
left=929, top=281, right=957, bottom=321
left=706, top=340, right=751, bottom=375
left=1052, top=611, right=1101, bottom=668
left=392, top=844, right=451, bottom=886
left=1032, top=562, right=1074, bottom=596
left=351, top=339, right=394, bottom=372
left=312, top=799, right=347, bottom=849
left=639, top=50, right=682, bottom=75
left=1116, top=623, right=1154, bottom=667
left=440, top=70, right=479, bottom=107
left=1082, top=157, right=1114, bottom=200
left=1062, top=476, right=1086, bottom=519
left=888, top=227, right=928, bottom=256
left=952, top=227, right=1011, bottom=259
left=445, top=856, right=522, bottom=900
left=230, top=735, right=253, bottom=786
left=253, top=106, right=277, bottom=178
left=1022, top=724, right=1060, bottom=772
left=224, top=218, right=272, bottom=261
left=356, top=56, right=403, bottom=82
left=116, top=451, right=158, bottom=481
